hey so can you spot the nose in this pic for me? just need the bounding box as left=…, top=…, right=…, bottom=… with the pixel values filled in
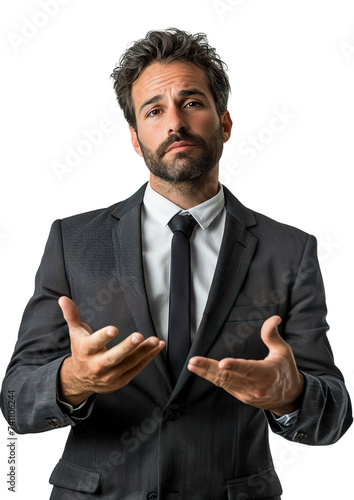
left=166, top=105, right=188, bottom=136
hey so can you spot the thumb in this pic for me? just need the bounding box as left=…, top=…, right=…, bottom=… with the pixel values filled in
left=260, top=315, right=286, bottom=353
left=58, top=296, right=92, bottom=335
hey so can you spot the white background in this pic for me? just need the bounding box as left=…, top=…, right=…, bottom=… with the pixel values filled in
left=1, top=0, right=354, bottom=498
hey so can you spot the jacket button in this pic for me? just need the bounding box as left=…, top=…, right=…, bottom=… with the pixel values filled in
left=167, top=409, right=181, bottom=421
left=293, top=431, right=307, bottom=443
left=147, top=492, right=158, bottom=500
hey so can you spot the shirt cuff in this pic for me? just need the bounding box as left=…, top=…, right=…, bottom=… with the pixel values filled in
left=274, top=409, right=300, bottom=428
left=57, top=394, right=89, bottom=415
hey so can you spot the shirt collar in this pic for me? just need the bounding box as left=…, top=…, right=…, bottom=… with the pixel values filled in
left=143, top=182, right=225, bottom=230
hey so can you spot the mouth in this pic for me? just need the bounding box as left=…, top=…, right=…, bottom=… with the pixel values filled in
left=165, top=141, right=196, bottom=154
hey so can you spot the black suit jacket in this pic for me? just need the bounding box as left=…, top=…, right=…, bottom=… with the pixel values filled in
left=1, top=184, right=352, bottom=500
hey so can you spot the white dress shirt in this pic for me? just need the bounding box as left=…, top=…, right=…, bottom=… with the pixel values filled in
left=141, top=182, right=226, bottom=345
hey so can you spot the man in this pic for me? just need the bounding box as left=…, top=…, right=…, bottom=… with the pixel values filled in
left=1, top=28, right=352, bottom=500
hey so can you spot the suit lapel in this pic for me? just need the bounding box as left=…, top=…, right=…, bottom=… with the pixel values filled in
left=171, top=188, right=259, bottom=396
left=111, top=184, right=172, bottom=390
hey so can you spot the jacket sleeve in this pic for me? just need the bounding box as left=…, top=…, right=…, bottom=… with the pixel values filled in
left=265, top=234, right=353, bottom=444
left=0, top=220, right=94, bottom=434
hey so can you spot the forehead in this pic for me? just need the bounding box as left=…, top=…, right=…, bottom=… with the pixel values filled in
left=132, top=61, right=213, bottom=106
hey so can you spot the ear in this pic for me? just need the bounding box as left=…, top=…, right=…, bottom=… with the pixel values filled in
left=129, top=126, right=143, bottom=157
left=221, top=111, right=232, bottom=144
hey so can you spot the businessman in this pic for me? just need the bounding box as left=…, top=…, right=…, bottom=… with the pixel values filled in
left=1, top=28, right=352, bottom=499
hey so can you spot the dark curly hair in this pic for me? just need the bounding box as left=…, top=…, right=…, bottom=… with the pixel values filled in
left=111, top=28, right=231, bottom=130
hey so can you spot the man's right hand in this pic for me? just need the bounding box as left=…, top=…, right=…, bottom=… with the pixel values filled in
left=58, top=296, right=165, bottom=406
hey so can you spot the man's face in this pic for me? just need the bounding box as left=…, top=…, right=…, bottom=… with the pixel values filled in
left=129, top=61, right=232, bottom=184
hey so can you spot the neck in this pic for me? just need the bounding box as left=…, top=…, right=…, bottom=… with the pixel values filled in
left=149, top=165, right=220, bottom=209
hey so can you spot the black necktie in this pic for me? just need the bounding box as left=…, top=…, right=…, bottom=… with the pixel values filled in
left=167, top=213, right=197, bottom=384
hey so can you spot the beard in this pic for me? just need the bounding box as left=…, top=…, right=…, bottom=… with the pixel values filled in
left=136, top=123, right=224, bottom=184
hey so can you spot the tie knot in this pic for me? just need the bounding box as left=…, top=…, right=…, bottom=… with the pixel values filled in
left=168, top=213, right=197, bottom=239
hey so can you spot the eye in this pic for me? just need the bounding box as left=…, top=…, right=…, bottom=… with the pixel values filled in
left=185, top=101, right=203, bottom=109
left=146, top=108, right=162, bottom=118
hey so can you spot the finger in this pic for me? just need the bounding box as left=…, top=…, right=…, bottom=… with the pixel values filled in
left=84, top=325, right=121, bottom=354
left=218, top=357, right=257, bottom=374
left=101, top=334, right=160, bottom=367
left=58, top=296, right=82, bottom=329
left=189, top=356, right=264, bottom=391
left=116, top=341, right=166, bottom=386
left=188, top=357, right=221, bottom=380
left=260, top=315, right=288, bottom=354
left=188, top=356, right=248, bottom=394
left=59, top=296, right=93, bottom=336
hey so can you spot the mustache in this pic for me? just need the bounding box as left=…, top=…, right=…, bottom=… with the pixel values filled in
left=156, top=132, right=207, bottom=158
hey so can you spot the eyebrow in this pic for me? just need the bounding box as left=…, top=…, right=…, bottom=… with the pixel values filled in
left=139, top=89, right=208, bottom=115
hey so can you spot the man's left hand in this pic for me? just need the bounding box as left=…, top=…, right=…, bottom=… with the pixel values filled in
left=188, top=315, right=304, bottom=417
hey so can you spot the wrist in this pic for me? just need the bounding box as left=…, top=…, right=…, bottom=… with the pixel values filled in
left=59, top=356, right=94, bottom=406
left=270, top=402, right=300, bottom=418
left=270, top=372, right=305, bottom=417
